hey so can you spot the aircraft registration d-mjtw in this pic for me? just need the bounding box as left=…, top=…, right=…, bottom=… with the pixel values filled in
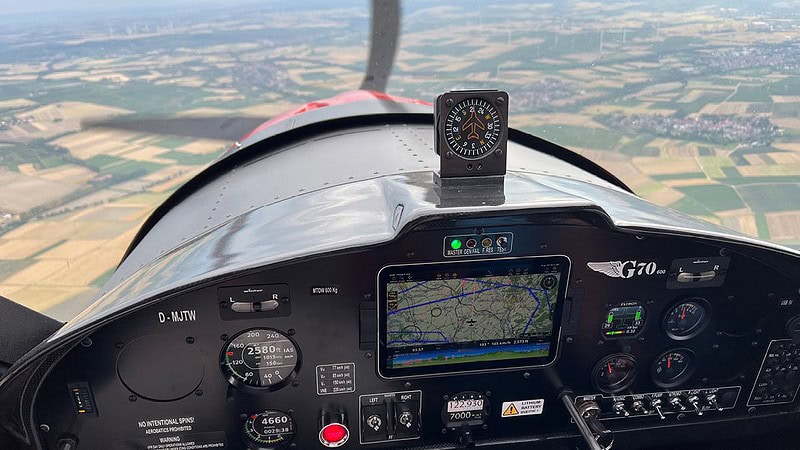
left=2, top=2, right=800, bottom=450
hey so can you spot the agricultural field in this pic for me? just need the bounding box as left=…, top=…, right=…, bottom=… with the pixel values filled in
left=1, top=0, right=800, bottom=318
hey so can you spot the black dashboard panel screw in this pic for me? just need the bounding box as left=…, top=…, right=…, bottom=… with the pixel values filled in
left=445, top=98, right=454, bottom=107
left=638, top=337, right=645, bottom=342
left=288, top=409, right=295, bottom=415
left=747, top=407, right=756, bottom=415
left=364, top=352, right=373, bottom=359
left=719, top=248, right=730, bottom=256
left=185, top=337, right=195, bottom=344
left=220, top=334, right=229, bottom=341
left=290, top=444, right=297, bottom=448
left=441, top=428, right=448, bottom=434
left=115, top=342, right=125, bottom=349
left=292, top=381, right=300, bottom=387
left=80, top=338, right=92, bottom=348
left=38, top=424, right=49, bottom=433
left=287, top=329, right=296, bottom=336
left=404, top=382, right=412, bottom=389
left=443, top=395, right=449, bottom=400
left=496, top=96, right=505, bottom=104
left=523, top=372, right=531, bottom=379
left=485, top=391, right=492, bottom=397
left=712, top=344, right=720, bottom=350
left=494, top=148, right=502, bottom=157
left=676, top=413, right=686, bottom=421
left=482, top=424, right=489, bottom=430
left=623, top=345, right=632, bottom=353
left=281, top=297, right=290, bottom=304
left=195, top=390, right=203, bottom=396
left=539, top=243, right=548, bottom=250
left=406, top=251, right=415, bottom=258
left=635, top=235, right=645, bottom=240
left=129, top=395, right=137, bottom=402
left=565, top=337, right=574, bottom=344
left=597, top=340, right=604, bottom=346
left=575, top=278, right=583, bottom=285
left=364, top=293, right=372, bottom=300
left=701, top=377, right=709, bottom=384
left=445, top=151, right=453, bottom=159
left=751, top=341, right=759, bottom=347
left=218, top=301, right=227, bottom=309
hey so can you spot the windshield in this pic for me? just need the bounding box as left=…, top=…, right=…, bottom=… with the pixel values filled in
left=1, top=0, right=799, bottom=321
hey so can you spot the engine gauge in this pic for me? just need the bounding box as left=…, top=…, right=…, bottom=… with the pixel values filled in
left=663, top=298, right=710, bottom=340
left=651, top=349, right=695, bottom=388
left=221, top=328, right=301, bottom=391
left=243, top=410, right=296, bottom=449
left=592, top=354, right=637, bottom=394
left=602, top=302, right=646, bottom=339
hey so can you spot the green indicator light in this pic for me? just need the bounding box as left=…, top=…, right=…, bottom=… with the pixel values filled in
left=635, top=310, right=642, bottom=321
left=450, top=239, right=463, bottom=250
left=607, top=312, right=614, bottom=323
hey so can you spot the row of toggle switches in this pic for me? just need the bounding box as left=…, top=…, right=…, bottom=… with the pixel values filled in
left=577, top=386, right=740, bottom=421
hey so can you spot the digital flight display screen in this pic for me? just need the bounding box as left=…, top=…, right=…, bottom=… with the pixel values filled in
left=377, top=255, right=570, bottom=378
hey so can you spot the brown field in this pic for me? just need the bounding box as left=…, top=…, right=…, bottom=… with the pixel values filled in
left=737, top=164, right=800, bottom=177
left=0, top=98, right=37, bottom=109
left=41, top=248, right=123, bottom=286
left=766, top=152, right=800, bottom=164
left=37, top=165, right=97, bottom=184
left=2, top=259, right=68, bottom=285
left=640, top=185, right=685, bottom=205
left=766, top=212, right=800, bottom=241
left=36, top=240, right=104, bottom=260
left=772, top=96, right=800, bottom=103
left=583, top=104, right=676, bottom=116
left=773, top=118, right=800, bottom=130
left=697, top=102, right=752, bottom=115
left=0, top=285, right=91, bottom=311
left=0, top=239, right=53, bottom=259
left=43, top=71, right=87, bottom=80
left=632, top=156, right=702, bottom=175
left=662, top=178, right=718, bottom=188
left=511, top=113, right=607, bottom=129
left=773, top=143, right=800, bottom=152
left=0, top=102, right=131, bottom=141
left=0, top=170, right=79, bottom=214
left=176, top=139, right=227, bottom=155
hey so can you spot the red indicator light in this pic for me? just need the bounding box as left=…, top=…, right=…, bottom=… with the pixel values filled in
left=226, top=352, right=234, bottom=356
left=320, top=423, right=349, bottom=447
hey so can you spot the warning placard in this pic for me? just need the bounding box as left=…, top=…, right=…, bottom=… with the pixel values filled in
left=501, top=399, right=544, bottom=418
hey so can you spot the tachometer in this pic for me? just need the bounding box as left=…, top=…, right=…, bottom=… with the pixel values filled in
left=663, top=299, right=709, bottom=340
left=651, top=349, right=695, bottom=388
left=221, top=328, right=300, bottom=391
left=592, top=354, right=637, bottom=394
left=243, top=410, right=296, bottom=449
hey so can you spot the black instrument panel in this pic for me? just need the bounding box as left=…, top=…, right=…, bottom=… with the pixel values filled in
left=34, top=210, right=800, bottom=449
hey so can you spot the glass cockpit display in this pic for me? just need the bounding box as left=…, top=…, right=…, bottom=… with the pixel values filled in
left=377, top=256, right=570, bottom=378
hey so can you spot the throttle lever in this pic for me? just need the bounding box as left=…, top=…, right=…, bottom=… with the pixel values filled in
left=577, top=401, right=614, bottom=450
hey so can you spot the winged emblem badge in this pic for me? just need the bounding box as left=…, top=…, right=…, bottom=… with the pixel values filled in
left=587, top=260, right=662, bottom=279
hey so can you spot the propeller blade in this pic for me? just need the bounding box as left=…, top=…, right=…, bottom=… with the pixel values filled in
left=360, top=0, right=401, bottom=92
left=81, top=116, right=271, bottom=142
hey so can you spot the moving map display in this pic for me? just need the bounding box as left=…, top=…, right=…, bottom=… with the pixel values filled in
left=378, top=256, right=570, bottom=378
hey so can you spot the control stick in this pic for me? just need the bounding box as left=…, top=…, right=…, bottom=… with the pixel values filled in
left=561, top=392, right=612, bottom=450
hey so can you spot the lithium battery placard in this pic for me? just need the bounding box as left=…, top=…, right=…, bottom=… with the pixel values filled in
left=501, top=399, right=544, bottom=417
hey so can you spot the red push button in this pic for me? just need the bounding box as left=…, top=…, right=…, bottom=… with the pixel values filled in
left=319, top=423, right=349, bottom=447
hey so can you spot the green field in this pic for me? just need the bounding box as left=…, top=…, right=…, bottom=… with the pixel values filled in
left=677, top=185, right=745, bottom=211
left=739, top=184, right=800, bottom=212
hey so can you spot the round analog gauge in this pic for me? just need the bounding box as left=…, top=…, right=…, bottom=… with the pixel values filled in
left=221, top=328, right=301, bottom=391
left=602, top=302, right=646, bottom=339
left=651, top=349, right=695, bottom=388
left=592, top=354, right=637, bottom=394
left=663, top=299, right=709, bottom=340
left=243, top=410, right=296, bottom=450
left=444, top=97, right=503, bottom=160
